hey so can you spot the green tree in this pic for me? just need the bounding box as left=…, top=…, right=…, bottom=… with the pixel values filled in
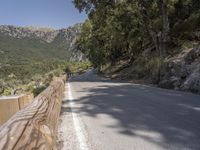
left=73, top=0, right=200, bottom=68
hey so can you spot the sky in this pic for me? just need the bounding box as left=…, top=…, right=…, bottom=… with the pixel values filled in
left=0, top=0, right=87, bottom=29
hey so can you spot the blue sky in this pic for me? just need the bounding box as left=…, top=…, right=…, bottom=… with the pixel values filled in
left=0, top=0, right=87, bottom=29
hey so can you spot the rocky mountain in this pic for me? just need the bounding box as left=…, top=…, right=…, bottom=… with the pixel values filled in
left=0, top=23, right=84, bottom=80
left=0, top=24, right=84, bottom=63
left=0, top=24, right=90, bottom=96
left=0, top=24, right=82, bottom=53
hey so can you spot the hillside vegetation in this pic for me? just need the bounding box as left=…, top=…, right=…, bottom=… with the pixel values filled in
left=0, top=33, right=70, bottom=78
left=73, top=0, right=200, bottom=94
left=0, top=25, right=90, bottom=96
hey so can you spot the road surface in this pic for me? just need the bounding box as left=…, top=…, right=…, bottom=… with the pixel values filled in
left=57, top=70, right=200, bottom=150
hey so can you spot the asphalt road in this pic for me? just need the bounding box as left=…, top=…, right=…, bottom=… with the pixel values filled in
left=57, top=70, right=200, bottom=150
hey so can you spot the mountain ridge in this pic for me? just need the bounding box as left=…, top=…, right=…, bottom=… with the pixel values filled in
left=0, top=23, right=82, bottom=43
left=0, top=23, right=84, bottom=79
left=0, top=23, right=89, bottom=96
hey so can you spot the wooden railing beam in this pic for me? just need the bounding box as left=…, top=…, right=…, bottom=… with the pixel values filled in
left=0, top=75, right=66, bottom=150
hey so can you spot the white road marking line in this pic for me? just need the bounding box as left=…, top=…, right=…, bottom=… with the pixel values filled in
left=68, top=82, right=89, bottom=150
left=58, top=90, right=70, bottom=150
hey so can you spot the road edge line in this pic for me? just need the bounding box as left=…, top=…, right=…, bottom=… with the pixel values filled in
left=68, top=81, right=89, bottom=150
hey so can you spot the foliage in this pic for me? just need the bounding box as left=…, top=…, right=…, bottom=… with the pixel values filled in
left=32, top=86, right=47, bottom=97
left=73, top=0, right=200, bottom=71
left=130, top=56, right=164, bottom=83
left=66, top=61, right=92, bottom=74
left=132, top=57, right=147, bottom=78
left=0, top=60, right=91, bottom=96
left=145, top=57, right=164, bottom=83
left=0, top=32, right=91, bottom=96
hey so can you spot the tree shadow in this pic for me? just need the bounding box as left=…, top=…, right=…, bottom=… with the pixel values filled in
left=62, top=71, right=200, bottom=150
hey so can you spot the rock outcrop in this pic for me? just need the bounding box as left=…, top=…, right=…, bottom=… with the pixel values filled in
left=159, top=47, right=200, bottom=93
left=0, top=24, right=81, bottom=43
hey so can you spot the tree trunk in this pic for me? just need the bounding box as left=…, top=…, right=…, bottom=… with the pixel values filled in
left=159, top=0, right=170, bottom=57
left=139, top=0, right=170, bottom=57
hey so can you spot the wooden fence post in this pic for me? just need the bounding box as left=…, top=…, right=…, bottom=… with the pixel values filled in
left=0, top=96, right=20, bottom=126
left=0, top=93, right=34, bottom=126
left=0, top=75, right=66, bottom=150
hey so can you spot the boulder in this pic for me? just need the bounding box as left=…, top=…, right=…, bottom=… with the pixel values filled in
left=159, top=46, right=200, bottom=94
left=182, top=65, right=200, bottom=93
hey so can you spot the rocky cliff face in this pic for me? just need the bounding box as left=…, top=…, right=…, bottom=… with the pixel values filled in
left=0, top=24, right=84, bottom=60
left=159, top=47, right=200, bottom=94
left=0, top=24, right=81, bottom=42
left=0, top=25, right=56, bottom=43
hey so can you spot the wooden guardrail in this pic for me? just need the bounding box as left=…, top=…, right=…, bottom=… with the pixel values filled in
left=0, top=94, right=34, bottom=126
left=0, top=75, right=66, bottom=150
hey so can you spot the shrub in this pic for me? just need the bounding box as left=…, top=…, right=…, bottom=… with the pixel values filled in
left=131, top=56, right=164, bottom=83
left=132, top=57, right=147, bottom=78
left=32, top=85, right=47, bottom=97
left=146, top=57, right=164, bottom=83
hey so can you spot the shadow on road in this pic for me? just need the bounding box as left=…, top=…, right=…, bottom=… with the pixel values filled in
left=62, top=71, right=200, bottom=150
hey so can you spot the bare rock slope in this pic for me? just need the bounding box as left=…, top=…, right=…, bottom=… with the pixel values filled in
left=159, top=47, right=200, bottom=93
